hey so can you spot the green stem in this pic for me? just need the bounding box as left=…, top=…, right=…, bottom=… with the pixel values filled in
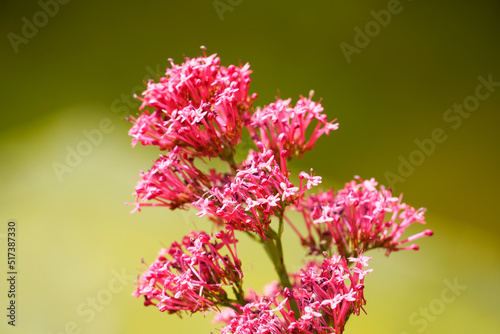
left=220, top=146, right=238, bottom=174
left=220, top=299, right=245, bottom=311
left=262, top=232, right=293, bottom=290
left=260, top=215, right=300, bottom=317
left=232, top=280, right=246, bottom=305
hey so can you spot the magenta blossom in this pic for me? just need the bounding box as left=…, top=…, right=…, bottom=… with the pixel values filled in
left=128, top=50, right=433, bottom=334
left=292, top=176, right=433, bottom=257
left=290, top=255, right=372, bottom=333
left=194, top=147, right=306, bottom=239
left=219, top=255, right=372, bottom=334
left=246, top=92, right=338, bottom=165
left=133, top=230, right=243, bottom=315
left=131, top=146, right=225, bottom=212
left=129, top=48, right=257, bottom=160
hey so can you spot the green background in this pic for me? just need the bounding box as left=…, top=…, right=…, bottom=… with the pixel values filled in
left=1, top=0, right=499, bottom=333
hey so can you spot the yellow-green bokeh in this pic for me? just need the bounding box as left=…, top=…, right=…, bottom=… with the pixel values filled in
left=1, top=0, right=499, bottom=333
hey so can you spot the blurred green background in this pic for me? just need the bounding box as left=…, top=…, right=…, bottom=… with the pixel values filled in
left=1, top=0, right=499, bottom=333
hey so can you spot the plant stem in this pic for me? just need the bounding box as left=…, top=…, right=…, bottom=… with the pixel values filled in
left=220, top=146, right=238, bottom=174
left=260, top=215, right=300, bottom=317
left=262, top=235, right=293, bottom=289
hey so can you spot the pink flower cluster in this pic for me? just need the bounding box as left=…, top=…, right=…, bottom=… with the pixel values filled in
left=292, top=176, right=433, bottom=257
left=219, top=255, right=371, bottom=334
left=194, top=147, right=305, bottom=239
left=132, top=147, right=216, bottom=211
left=246, top=92, right=339, bottom=164
left=133, top=230, right=243, bottom=315
left=128, top=49, right=433, bottom=334
left=129, top=48, right=257, bottom=159
left=128, top=51, right=330, bottom=234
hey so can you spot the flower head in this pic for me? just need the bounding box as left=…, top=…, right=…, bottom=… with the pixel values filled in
left=220, top=292, right=294, bottom=334
left=246, top=91, right=338, bottom=165
left=219, top=255, right=371, bottom=334
left=294, top=176, right=433, bottom=256
left=133, top=229, right=243, bottom=315
left=194, top=147, right=299, bottom=239
left=131, top=146, right=225, bottom=212
left=128, top=50, right=433, bottom=334
left=290, top=254, right=371, bottom=334
left=129, top=48, right=257, bottom=159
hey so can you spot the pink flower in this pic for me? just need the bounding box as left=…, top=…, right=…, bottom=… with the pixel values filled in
left=127, top=50, right=434, bottom=334
left=297, top=169, right=323, bottom=199
left=246, top=91, right=338, bottom=166
left=291, top=255, right=372, bottom=333
left=220, top=293, right=294, bottom=334
left=348, top=255, right=371, bottom=268
left=128, top=48, right=257, bottom=159
left=292, top=176, right=433, bottom=256
left=130, top=146, right=223, bottom=212
left=220, top=255, right=372, bottom=334
left=193, top=148, right=299, bottom=239
left=321, top=294, right=343, bottom=310
left=299, top=170, right=322, bottom=190
left=280, top=182, right=299, bottom=201
left=300, top=304, right=323, bottom=321
left=212, top=307, right=238, bottom=325
left=132, top=230, right=243, bottom=315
